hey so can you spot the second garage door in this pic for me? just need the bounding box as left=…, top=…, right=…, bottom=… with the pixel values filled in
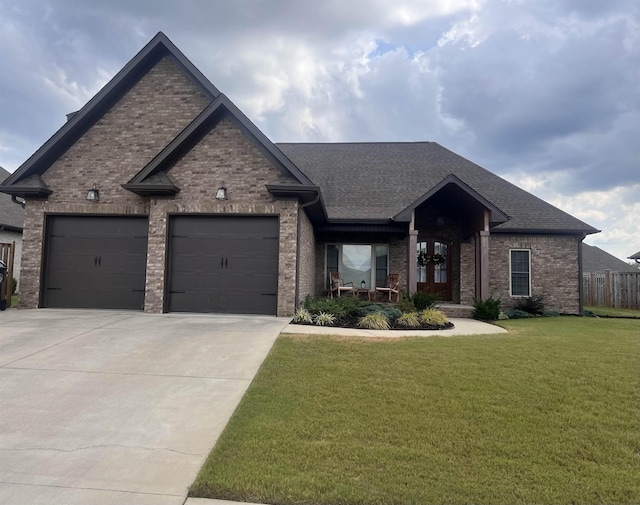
left=167, top=215, right=279, bottom=315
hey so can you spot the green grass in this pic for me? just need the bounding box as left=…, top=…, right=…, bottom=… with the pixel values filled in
left=190, top=317, right=640, bottom=505
left=585, top=305, right=640, bottom=318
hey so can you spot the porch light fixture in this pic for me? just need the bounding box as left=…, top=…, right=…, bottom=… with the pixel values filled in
left=86, top=184, right=99, bottom=202
left=215, top=187, right=228, bottom=200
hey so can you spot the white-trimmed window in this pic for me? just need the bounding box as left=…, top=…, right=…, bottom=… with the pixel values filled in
left=510, top=249, right=531, bottom=297
left=326, top=244, right=388, bottom=289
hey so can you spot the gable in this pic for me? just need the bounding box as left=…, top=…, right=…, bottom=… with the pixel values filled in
left=38, top=56, right=211, bottom=204
left=0, top=32, right=219, bottom=196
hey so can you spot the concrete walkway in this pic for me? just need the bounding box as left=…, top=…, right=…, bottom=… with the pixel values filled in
left=0, top=309, right=290, bottom=505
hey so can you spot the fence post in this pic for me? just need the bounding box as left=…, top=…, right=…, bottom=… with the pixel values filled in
left=604, top=270, right=611, bottom=307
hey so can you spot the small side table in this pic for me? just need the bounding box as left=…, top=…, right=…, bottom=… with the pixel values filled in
left=355, top=288, right=371, bottom=301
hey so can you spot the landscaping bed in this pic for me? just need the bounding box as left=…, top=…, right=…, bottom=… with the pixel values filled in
left=291, top=293, right=453, bottom=331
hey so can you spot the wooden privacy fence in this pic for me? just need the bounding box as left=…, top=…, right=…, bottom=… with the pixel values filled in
left=583, top=271, right=640, bottom=309
left=0, top=241, right=15, bottom=307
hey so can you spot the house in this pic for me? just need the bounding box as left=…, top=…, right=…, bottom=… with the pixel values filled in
left=0, top=165, right=24, bottom=292
left=0, top=32, right=599, bottom=316
left=629, top=251, right=640, bottom=264
left=582, top=244, right=637, bottom=273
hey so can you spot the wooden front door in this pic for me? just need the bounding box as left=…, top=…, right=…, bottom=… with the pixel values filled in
left=416, top=239, right=452, bottom=301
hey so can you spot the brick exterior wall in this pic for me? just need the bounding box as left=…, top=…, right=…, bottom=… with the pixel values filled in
left=460, top=236, right=476, bottom=305
left=489, top=234, right=582, bottom=314
left=18, top=57, right=302, bottom=317
left=297, top=209, right=315, bottom=306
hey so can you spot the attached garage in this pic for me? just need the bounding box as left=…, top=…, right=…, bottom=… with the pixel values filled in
left=167, top=215, right=279, bottom=315
left=43, top=216, right=149, bottom=310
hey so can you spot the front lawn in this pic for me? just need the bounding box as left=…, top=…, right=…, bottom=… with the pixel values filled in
left=190, top=317, right=640, bottom=505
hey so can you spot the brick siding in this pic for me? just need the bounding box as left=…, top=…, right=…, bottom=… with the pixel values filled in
left=18, top=57, right=301, bottom=317
left=489, top=234, right=582, bottom=314
left=297, top=209, right=316, bottom=306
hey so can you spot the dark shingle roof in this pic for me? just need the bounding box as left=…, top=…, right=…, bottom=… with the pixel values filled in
left=276, top=142, right=598, bottom=234
left=0, top=166, right=24, bottom=231
left=583, top=244, right=637, bottom=272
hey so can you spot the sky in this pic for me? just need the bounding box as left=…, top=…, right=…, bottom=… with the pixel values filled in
left=0, top=0, right=638, bottom=261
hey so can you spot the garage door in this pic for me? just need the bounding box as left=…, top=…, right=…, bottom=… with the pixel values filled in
left=167, top=215, right=279, bottom=315
left=43, top=216, right=149, bottom=310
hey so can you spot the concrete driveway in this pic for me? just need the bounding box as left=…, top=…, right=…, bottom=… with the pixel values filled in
left=0, top=309, right=289, bottom=505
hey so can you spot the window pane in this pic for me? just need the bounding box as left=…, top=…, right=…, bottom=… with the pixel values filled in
left=510, top=250, right=530, bottom=296
left=342, top=245, right=371, bottom=288
left=375, top=245, right=388, bottom=288
left=326, top=245, right=339, bottom=287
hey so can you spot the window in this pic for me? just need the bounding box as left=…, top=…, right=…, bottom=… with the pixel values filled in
left=326, top=244, right=388, bottom=289
left=510, top=249, right=531, bottom=297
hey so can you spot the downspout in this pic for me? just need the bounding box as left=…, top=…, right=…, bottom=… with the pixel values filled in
left=11, top=195, right=26, bottom=208
left=295, top=190, right=321, bottom=311
left=578, top=235, right=585, bottom=315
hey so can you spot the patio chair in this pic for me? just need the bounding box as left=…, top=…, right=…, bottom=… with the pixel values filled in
left=329, top=272, right=354, bottom=298
left=375, top=274, right=400, bottom=302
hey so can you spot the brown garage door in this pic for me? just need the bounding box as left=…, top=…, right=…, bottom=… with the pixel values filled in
left=43, top=216, right=148, bottom=310
left=167, top=215, right=279, bottom=315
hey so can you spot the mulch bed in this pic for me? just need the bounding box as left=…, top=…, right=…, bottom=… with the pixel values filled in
left=292, top=315, right=454, bottom=331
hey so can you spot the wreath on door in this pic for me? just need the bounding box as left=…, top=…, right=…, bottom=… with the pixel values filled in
left=417, top=252, right=446, bottom=267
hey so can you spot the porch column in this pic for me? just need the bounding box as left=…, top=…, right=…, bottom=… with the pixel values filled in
left=477, top=209, right=490, bottom=300
left=408, top=210, right=417, bottom=295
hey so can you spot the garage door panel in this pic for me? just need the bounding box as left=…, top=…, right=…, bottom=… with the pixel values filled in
left=167, top=216, right=279, bottom=315
left=43, top=216, right=148, bottom=310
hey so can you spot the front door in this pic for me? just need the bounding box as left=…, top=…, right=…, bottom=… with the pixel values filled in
left=416, top=239, right=452, bottom=301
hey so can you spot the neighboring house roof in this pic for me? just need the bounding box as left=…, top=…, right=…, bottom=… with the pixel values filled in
left=277, top=142, right=598, bottom=234
left=582, top=244, right=637, bottom=272
left=0, top=166, right=24, bottom=232
left=629, top=251, right=640, bottom=261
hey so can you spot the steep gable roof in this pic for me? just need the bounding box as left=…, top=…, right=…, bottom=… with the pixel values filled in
left=583, top=244, right=637, bottom=272
left=277, top=142, right=599, bottom=234
left=123, top=93, right=315, bottom=194
left=0, top=32, right=220, bottom=195
left=0, top=167, right=24, bottom=231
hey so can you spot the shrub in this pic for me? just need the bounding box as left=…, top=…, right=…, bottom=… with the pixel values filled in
left=383, top=307, right=402, bottom=322
left=514, top=294, right=545, bottom=315
left=292, top=308, right=313, bottom=324
left=396, top=312, right=421, bottom=327
left=543, top=310, right=560, bottom=317
left=358, top=313, right=390, bottom=330
left=314, top=312, right=336, bottom=326
left=412, top=291, right=439, bottom=311
left=498, top=311, right=509, bottom=320
left=504, top=308, right=533, bottom=319
left=473, top=296, right=501, bottom=321
left=396, top=295, right=416, bottom=313
left=420, top=308, right=449, bottom=326
left=356, top=303, right=385, bottom=317
left=583, top=309, right=597, bottom=318
left=305, top=296, right=364, bottom=318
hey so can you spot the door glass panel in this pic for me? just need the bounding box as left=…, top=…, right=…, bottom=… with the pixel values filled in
left=342, top=245, right=371, bottom=288
left=417, top=241, right=427, bottom=282
left=434, top=242, right=447, bottom=283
